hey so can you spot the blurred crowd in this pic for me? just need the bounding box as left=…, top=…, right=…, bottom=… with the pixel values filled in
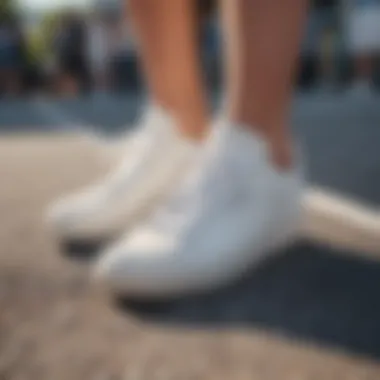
left=0, top=7, right=135, bottom=98
left=2, top=0, right=380, bottom=98
left=0, top=16, right=26, bottom=96
left=44, top=11, right=133, bottom=96
left=302, top=0, right=380, bottom=92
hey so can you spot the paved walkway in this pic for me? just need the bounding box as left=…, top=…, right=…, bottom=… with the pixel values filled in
left=1, top=93, right=380, bottom=379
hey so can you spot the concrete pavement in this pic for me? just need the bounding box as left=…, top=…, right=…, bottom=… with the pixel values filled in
left=1, top=92, right=380, bottom=378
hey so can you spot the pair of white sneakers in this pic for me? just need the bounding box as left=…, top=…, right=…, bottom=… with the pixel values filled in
left=48, top=105, right=304, bottom=299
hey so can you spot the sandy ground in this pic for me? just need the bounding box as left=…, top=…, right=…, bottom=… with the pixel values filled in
left=1, top=134, right=380, bottom=380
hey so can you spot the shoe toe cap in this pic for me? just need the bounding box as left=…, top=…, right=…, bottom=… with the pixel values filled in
left=47, top=188, right=102, bottom=238
left=93, top=227, right=179, bottom=297
left=47, top=198, right=80, bottom=233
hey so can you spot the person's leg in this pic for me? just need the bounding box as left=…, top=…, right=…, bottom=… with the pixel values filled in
left=128, top=0, right=209, bottom=140
left=58, top=62, right=78, bottom=97
left=92, top=0, right=308, bottom=298
left=221, top=0, right=308, bottom=169
left=354, top=54, right=373, bottom=82
left=3, top=69, right=21, bottom=96
left=47, top=0, right=208, bottom=242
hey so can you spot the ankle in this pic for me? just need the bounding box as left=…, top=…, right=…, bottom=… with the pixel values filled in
left=179, top=123, right=209, bottom=142
left=265, top=134, right=294, bottom=171
left=231, top=118, right=294, bottom=170
left=174, top=112, right=210, bottom=142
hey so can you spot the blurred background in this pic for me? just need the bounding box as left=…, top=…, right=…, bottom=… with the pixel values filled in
left=2, top=0, right=380, bottom=133
left=2, top=0, right=380, bottom=99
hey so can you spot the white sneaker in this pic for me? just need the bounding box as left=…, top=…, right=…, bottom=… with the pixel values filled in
left=97, top=105, right=167, bottom=163
left=94, top=121, right=304, bottom=298
left=47, top=106, right=198, bottom=242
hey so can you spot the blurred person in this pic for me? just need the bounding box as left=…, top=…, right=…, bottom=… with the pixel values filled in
left=23, top=23, right=50, bottom=96
left=54, top=11, right=89, bottom=96
left=345, top=0, right=380, bottom=94
left=199, top=0, right=221, bottom=88
left=49, top=0, right=307, bottom=297
left=302, top=0, right=338, bottom=91
left=107, top=17, right=133, bottom=92
left=0, top=17, right=24, bottom=96
left=108, top=14, right=141, bottom=93
left=86, top=13, right=112, bottom=96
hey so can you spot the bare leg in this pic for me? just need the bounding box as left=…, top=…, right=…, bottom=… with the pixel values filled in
left=354, top=54, right=373, bottom=84
left=220, top=0, right=308, bottom=168
left=4, top=71, right=21, bottom=96
left=128, top=0, right=209, bottom=140
left=60, top=75, right=78, bottom=97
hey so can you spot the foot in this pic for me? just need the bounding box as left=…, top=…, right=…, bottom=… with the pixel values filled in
left=94, top=121, right=304, bottom=298
left=47, top=105, right=198, bottom=243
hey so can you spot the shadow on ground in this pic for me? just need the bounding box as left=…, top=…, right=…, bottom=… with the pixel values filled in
left=119, top=241, right=380, bottom=360
left=61, top=239, right=108, bottom=261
